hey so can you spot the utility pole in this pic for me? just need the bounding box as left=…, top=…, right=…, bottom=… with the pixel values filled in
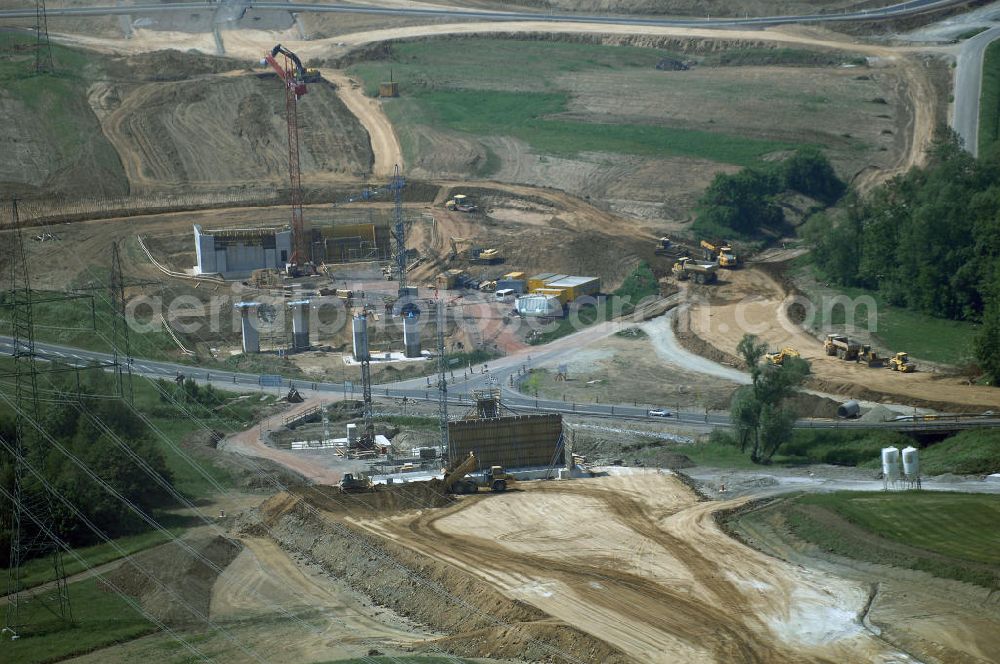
left=34, top=0, right=53, bottom=74
left=4, top=198, right=72, bottom=636
left=436, top=302, right=449, bottom=463
left=109, top=241, right=133, bottom=403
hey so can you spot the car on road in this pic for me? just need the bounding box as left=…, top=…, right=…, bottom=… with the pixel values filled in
left=647, top=408, right=671, bottom=418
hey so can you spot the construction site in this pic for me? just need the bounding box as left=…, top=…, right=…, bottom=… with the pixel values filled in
left=1, top=2, right=1000, bottom=664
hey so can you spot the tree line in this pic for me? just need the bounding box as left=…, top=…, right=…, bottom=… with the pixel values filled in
left=694, top=148, right=845, bottom=239
left=0, top=372, right=176, bottom=568
left=803, top=134, right=1000, bottom=382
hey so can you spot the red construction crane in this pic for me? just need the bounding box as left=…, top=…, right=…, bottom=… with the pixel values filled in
left=263, top=44, right=310, bottom=274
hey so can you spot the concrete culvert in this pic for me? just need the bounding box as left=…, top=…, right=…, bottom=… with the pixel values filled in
left=837, top=400, right=861, bottom=419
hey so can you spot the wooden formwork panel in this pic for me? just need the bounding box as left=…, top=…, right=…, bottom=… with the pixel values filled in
left=448, top=414, right=562, bottom=470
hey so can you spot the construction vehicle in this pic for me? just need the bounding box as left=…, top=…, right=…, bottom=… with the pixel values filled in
left=445, top=194, right=478, bottom=213
left=339, top=473, right=374, bottom=493
left=888, top=352, right=916, bottom=373
left=381, top=265, right=394, bottom=281
left=765, top=347, right=800, bottom=366
left=700, top=240, right=739, bottom=268
left=672, top=257, right=718, bottom=284
left=303, top=67, right=322, bottom=83
left=858, top=344, right=888, bottom=368
left=654, top=237, right=673, bottom=255
left=483, top=465, right=510, bottom=492
left=824, top=334, right=861, bottom=361
left=442, top=452, right=479, bottom=494
left=474, top=248, right=503, bottom=265
left=248, top=268, right=281, bottom=289
left=262, top=44, right=311, bottom=274
left=441, top=452, right=508, bottom=494
left=449, top=237, right=471, bottom=260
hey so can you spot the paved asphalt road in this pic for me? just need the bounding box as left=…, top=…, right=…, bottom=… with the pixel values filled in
left=953, top=25, right=1000, bottom=155
left=0, top=0, right=974, bottom=27
left=3, top=336, right=997, bottom=433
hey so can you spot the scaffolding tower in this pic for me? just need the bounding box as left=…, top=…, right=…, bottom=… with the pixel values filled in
left=389, top=164, right=408, bottom=294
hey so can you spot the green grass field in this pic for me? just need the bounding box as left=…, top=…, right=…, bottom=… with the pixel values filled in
left=11, top=529, right=179, bottom=590
left=772, top=492, right=1000, bottom=588
left=980, top=39, right=1000, bottom=153
left=4, top=577, right=156, bottom=662
left=350, top=38, right=805, bottom=169
left=793, top=262, right=978, bottom=365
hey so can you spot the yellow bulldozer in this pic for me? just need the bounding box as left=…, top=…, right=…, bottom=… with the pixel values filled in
left=888, top=352, right=916, bottom=373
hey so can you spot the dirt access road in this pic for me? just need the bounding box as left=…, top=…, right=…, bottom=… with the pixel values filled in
left=355, top=471, right=913, bottom=663
left=322, top=70, right=404, bottom=178
left=685, top=268, right=1000, bottom=409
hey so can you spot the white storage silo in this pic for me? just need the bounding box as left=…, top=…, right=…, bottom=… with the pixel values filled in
left=902, top=446, right=919, bottom=477
left=881, top=446, right=900, bottom=480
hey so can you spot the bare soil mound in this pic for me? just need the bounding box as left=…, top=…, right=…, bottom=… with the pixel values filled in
left=102, top=74, right=373, bottom=189
left=247, top=495, right=630, bottom=662
left=99, top=534, right=242, bottom=626
left=109, top=50, right=249, bottom=81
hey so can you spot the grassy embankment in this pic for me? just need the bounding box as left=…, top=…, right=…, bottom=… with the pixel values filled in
left=791, top=259, right=979, bottom=365
left=684, top=427, right=1000, bottom=474
left=980, top=39, right=1000, bottom=154
left=0, top=32, right=126, bottom=195
left=348, top=39, right=816, bottom=172
left=741, top=491, right=1000, bottom=589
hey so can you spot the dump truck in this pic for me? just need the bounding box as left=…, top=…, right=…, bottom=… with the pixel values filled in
left=824, top=334, right=861, bottom=361
left=339, top=473, right=374, bottom=493
left=672, top=257, right=718, bottom=284
left=765, top=347, right=800, bottom=366
left=445, top=194, right=478, bottom=213
left=858, top=344, right=888, bottom=368
left=700, top=240, right=739, bottom=268
left=888, top=352, right=916, bottom=373
left=442, top=452, right=508, bottom=494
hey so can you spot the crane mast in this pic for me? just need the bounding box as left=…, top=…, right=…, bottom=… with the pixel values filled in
left=263, top=44, right=310, bottom=273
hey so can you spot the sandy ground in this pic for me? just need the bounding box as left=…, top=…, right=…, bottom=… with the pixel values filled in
left=354, top=472, right=913, bottom=663
left=209, top=536, right=437, bottom=659
left=685, top=267, right=1000, bottom=409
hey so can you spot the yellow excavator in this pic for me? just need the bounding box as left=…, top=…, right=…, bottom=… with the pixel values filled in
left=765, top=347, right=800, bottom=366
left=442, top=452, right=509, bottom=494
